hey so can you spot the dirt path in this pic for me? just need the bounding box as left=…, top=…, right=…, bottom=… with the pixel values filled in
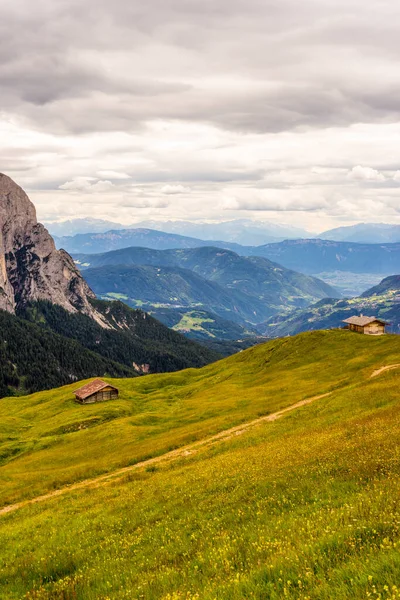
left=0, top=392, right=331, bottom=518
left=370, top=364, right=400, bottom=378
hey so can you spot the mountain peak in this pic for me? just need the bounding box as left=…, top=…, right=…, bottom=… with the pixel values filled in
left=0, top=174, right=100, bottom=319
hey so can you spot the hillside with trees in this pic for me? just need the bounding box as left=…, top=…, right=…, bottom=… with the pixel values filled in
left=261, top=275, right=400, bottom=337
left=75, top=246, right=338, bottom=330
left=0, top=300, right=221, bottom=398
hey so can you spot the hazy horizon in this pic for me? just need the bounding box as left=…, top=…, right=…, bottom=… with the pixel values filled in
left=41, top=215, right=398, bottom=236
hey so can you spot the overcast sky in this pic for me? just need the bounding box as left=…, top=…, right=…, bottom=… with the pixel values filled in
left=2, top=0, right=400, bottom=231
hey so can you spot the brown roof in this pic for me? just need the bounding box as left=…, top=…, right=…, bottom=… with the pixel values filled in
left=343, top=316, right=387, bottom=326
left=74, top=379, right=118, bottom=400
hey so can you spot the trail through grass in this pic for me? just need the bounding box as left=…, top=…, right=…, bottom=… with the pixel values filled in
left=2, top=331, right=400, bottom=598
left=0, top=391, right=331, bottom=517
left=1, top=330, right=399, bottom=506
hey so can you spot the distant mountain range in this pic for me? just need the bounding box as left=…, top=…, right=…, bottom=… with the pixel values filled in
left=261, top=275, right=400, bottom=337
left=320, top=223, right=400, bottom=244
left=132, top=219, right=311, bottom=245
left=248, top=239, right=400, bottom=275
left=47, top=218, right=311, bottom=245
left=57, top=230, right=400, bottom=278
left=55, top=228, right=245, bottom=254
left=47, top=217, right=400, bottom=245
left=44, top=218, right=128, bottom=236
left=56, top=228, right=400, bottom=298
left=74, top=246, right=338, bottom=335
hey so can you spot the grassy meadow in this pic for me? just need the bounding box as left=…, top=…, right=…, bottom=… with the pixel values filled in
left=2, top=331, right=400, bottom=598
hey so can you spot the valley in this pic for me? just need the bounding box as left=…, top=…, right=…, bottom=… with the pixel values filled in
left=62, top=229, right=400, bottom=298
left=73, top=246, right=338, bottom=336
left=310, top=270, right=384, bottom=297
left=4, top=0, right=400, bottom=596
left=263, top=275, right=400, bottom=337
left=2, top=174, right=400, bottom=598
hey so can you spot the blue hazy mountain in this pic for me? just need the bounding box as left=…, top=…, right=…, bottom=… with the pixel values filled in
left=319, top=223, right=400, bottom=244
left=75, top=246, right=339, bottom=328
left=48, top=218, right=311, bottom=245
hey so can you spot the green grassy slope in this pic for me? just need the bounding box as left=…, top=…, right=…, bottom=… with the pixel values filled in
left=1, top=330, right=399, bottom=507
left=150, top=307, right=256, bottom=341
left=1, top=331, right=400, bottom=598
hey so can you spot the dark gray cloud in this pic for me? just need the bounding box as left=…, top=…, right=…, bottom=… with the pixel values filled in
left=2, top=0, right=400, bottom=135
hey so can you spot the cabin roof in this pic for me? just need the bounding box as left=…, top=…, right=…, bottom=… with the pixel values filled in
left=74, top=379, right=118, bottom=400
left=343, top=315, right=387, bottom=327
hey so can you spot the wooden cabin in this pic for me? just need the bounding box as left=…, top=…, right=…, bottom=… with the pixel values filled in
left=343, top=315, right=387, bottom=335
left=74, top=379, right=119, bottom=404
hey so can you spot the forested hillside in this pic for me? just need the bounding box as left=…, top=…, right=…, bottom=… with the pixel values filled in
left=0, top=301, right=220, bottom=398
left=0, top=309, right=134, bottom=398
left=75, top=246, right=338, bottom=328
left=20, top=300, right=220, bottom=371
left=262, top=275, right=400, bottom=337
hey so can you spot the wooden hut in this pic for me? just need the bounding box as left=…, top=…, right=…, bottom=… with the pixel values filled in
left=343, top=315, right=387, bottom=335
left=74, top=379, right=119, bottom=404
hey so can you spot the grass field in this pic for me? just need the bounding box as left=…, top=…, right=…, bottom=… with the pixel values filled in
left=2, top=330, right=400, bottom=598
left=172, top=312, right=216, bottom=337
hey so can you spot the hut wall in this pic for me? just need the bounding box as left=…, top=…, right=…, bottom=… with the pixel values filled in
left=76, top=386, right=119, bottom=404
left=94, top=388, right=119, bottom=402
left=364, top=322, right=385, bottom=336
left=348, top=322, right=386, bottom=335
left=349, top=324, right=363, bottom=333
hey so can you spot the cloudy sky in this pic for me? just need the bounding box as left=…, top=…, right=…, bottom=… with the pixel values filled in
left=2, top=0, right=400, bottom=232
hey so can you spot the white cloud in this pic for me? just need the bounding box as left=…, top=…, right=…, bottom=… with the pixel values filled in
left=90, top=180, right=115, bottom=192
left=347, top=165, right=385, bottom=182
left=221, top=191, right=329, bottom=212
left=59, top=178, right=114, bottom=192
left=161, top=184, right=191, bottom=195
left=119, top=198, right=170, bottom=209
left=4, top=103, right=400, bottom=231
left=96, top=170, right=131, bottom=180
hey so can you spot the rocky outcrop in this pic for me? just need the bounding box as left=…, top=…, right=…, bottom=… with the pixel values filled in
left=0, top=173, right=105, bottom=322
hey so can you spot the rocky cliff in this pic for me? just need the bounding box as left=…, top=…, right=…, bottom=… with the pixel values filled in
left=0, top=173, right=103, bottom=322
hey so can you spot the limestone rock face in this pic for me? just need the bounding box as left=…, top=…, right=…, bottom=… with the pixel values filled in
left=0, top=173, right=102, bottom=320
